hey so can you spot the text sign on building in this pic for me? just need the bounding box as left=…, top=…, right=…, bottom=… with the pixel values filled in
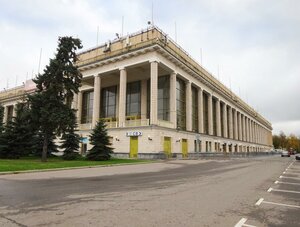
left=126, top=131, right=143, bottom=137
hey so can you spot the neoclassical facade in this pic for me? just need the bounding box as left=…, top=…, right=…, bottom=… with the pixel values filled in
left=0, top=26, right=273, bottom=158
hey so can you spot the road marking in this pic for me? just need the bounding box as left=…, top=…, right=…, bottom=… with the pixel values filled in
left=234, top=218, right=256, bottom=227
left=255, top=198, right=264, bottom=206
left=269, top=188, right=300, bottom=194
left=261, top=200, right=300, bottom=209
left=279, top=175, right=300, bottom=180
left=275, top=181, right=300, bottom=186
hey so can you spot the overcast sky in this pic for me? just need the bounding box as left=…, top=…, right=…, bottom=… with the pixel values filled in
left=0, top=0, right=299, bottom=136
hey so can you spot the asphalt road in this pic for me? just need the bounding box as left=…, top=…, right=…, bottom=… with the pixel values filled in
left=0, top=155, right=299, bottom=227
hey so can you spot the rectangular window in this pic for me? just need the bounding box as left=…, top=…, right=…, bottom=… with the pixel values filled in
left=176, top=78, right=186, bottom=130
left=212, top=98, right=217, bottom=136
left=101, top=86, right=117, bottom=119
left=126, top=81, right=141, bottom=118
left=81, top=90, right=94, bottom=124
left=227, top=106, right=230, bottom=137
left=192, top=87, right=198, bottom=132
left=158, top=75, right=170, bottom=121
left=233, top=109, right=236, bottom=139
left=203, top=92, right=209, bottom=134
left=220, top=103, right=224, bottom=137
left=6, top=105, right=14, bottom=122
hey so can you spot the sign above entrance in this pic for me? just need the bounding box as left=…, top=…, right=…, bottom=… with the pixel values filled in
left=126, top=131, right=143, bottom=137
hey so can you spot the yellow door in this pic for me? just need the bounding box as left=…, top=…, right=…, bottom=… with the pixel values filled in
left=130, top=136, right=138, bottom=158
left=182, top=139, right=188, bottom=158
left=163, top=137, right=172, bottom=158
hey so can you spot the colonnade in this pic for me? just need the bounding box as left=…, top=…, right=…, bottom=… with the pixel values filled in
left=74, top=61, right=272, bottom=147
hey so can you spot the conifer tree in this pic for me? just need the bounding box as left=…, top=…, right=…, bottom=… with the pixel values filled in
left=28, top=36, right=82, bottom=162
left=60, top=109, right=80, bottom=160
left=86, top=119, right=113, bottom=161
left=0, top=105, right=4, bottom=132
left=0, top=103, right=36, bottom=159
left=0, top=105, right=4, bottom=154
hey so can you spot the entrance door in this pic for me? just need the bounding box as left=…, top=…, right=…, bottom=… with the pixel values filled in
left=164, top=137, right=172, bottom=158
left=130, top=136, right=138, bottom=158
left=182, top=139, right=188, bottom=158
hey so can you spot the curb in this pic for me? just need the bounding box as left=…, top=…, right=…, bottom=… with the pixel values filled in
left=0, top=161, right=156, bottom=176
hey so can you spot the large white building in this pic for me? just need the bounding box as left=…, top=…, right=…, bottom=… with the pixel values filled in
left=0, top=26, right=273, bottom=158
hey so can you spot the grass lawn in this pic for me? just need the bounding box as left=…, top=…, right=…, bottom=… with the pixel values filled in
left=0, top=157, right=150, bottom=173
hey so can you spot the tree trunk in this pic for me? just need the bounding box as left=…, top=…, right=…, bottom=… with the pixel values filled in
left=42, top=134, right=48, bottom=162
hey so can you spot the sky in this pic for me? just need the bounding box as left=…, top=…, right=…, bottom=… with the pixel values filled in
left=0, top=0, right=299, bottom=136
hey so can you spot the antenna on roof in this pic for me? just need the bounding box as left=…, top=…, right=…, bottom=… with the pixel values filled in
left=200, top=48, right=202, bottom=65
left=15, top=75, right=18, bottom=87
left=151, top=1, right=154, bottom=25
left=97, top=26, right=99, bottom=46
left=175, top=22, right=177, bottom=42
left=38, top=48, right=42, bottom=75
left=122, top=16, right=124, bottom=37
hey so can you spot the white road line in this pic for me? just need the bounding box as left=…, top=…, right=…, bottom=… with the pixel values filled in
left=234, top=218, right=247, bottom=227
left=275, top=181, right=300, bottom=186
left=270, top=188, right=300, bottom=194
left=262, top=200, right=300, bottom=209
left=243, top=224, right=256, bottom=227
left=279, top=175, right=300, bottom=180
left=234, top=218, right=256, bottom=227
left=255, top=198, right=264, bottom=206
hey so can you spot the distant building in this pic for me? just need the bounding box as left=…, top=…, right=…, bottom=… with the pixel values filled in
left=0, top=26, right=273, bottom=158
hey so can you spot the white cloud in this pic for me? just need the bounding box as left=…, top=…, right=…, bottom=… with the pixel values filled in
left=0, top=0, right=299, bottom=135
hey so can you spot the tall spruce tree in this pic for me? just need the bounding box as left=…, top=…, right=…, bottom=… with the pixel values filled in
left=60, top=109, right=80, bottom=160
left=28, top=36, right=82, bottom=162
left=0, top=105, right=4, bottom=153
left=0, top=105, right=6, bottom=158
left=87, top=119, right=113, bottom=161
left=0, top=105, right=4, bottom=132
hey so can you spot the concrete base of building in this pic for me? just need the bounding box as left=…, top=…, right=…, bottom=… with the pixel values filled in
left=112, top=151, right=277, bottom=160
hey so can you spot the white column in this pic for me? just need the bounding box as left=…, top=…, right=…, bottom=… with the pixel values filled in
left=223, top=103, right=228, bottom=138
left=186, top=81, right=192, bottom=131
left=170, top=72, right=177, bottom=128
left=12, top=105, right=17, bottom=117
left=245, top=117, right=248, bottom=142
left=119, top=68, right=127, bottom=127
left=3, top=106, right=7, bottom=124
left=216, top=99, right=221, bottom=136
left=92, top=75, right=101, bottom=127
left=228, top=106, right=233, bottom=139
left=208, top=94, right=213, bottom=135
left=234, top=109, right=238, bottom=140
left=72, top=93, right=78, bottom=110
left=198, top=88, right=203, bottom=133
left=255, top=123, right=258, bottom=143
left=141, top=79, right=148, bottom=120
left=150, top=61, right=158, bottom=125
left=250, top=120, right=253, bottom=142
left=77, top=92, right=82, bottom=124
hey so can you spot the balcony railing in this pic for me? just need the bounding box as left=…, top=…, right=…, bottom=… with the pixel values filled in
left=158, top=120, right=174, bottom=128
left=125, top=119, right=149, bottom=127
left=79, top=123, right=92, bottom=130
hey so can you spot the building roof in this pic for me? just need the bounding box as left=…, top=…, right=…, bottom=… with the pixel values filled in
left=76, top=26, right=272, bottom=130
